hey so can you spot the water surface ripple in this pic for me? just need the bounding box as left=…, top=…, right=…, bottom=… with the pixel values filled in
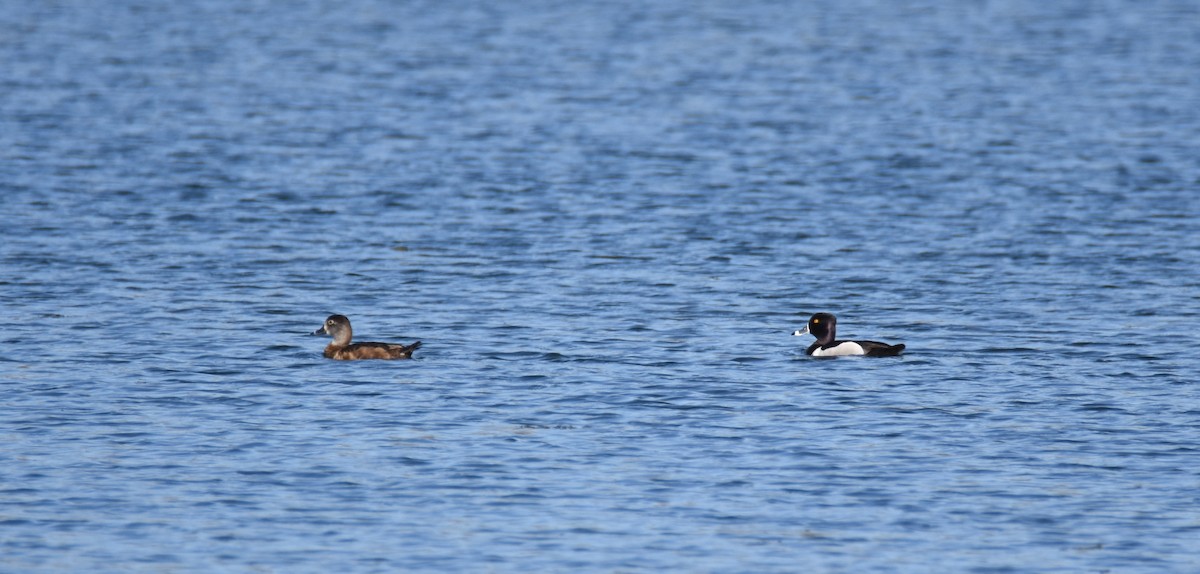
left=2, top=1, right=1199, bottom=572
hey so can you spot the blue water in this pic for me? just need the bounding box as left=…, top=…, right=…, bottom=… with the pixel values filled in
left=3, top=1, right=1199, bottom=571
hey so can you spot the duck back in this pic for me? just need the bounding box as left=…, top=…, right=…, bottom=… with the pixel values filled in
left=326, top=341, right=422, bottom=360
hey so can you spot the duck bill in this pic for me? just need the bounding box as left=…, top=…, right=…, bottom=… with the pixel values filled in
left=792, top=325, right=810, bottom=337
left=312, top=326, right=328, bottom=336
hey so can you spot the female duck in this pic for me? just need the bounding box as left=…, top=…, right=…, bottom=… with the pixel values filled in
left=793, top=312, right=905, bottom=357
left=313, top=314, right=422, bottom=360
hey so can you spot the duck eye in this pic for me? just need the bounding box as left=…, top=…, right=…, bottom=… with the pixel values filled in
left=812, top=318, right=820, bottom=324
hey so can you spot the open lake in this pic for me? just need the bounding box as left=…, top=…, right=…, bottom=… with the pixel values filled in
left=2, top=0, right=1199, bottom=571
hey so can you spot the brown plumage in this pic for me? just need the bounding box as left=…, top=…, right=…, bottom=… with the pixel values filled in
left=312, top=314, right=421, bottom=360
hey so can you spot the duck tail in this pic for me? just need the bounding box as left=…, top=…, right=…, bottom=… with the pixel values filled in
left=390, top=340, right=422, bottom=359
left=400, top=341, right=422, bottom=357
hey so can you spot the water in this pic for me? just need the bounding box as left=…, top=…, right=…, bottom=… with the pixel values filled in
left=2, top=0, right=1199, bottom=571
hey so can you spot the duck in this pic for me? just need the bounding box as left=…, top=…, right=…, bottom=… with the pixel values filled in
left=312, top=314, right=421, bottom=360
left=792, top=312, right=905, bottom=357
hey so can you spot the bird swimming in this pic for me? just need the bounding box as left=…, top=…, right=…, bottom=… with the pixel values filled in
left=793, top=312, right=904, bottom=357
left=313, top=314, right=421, bottom=360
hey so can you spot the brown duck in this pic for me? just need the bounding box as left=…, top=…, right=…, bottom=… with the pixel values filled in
left=313, top=314, right=421, bottom=360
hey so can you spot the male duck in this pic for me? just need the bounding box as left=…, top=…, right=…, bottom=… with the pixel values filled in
left=313, top=314, right=421, bottom=360
left=793, top=312, right=905, bottom=357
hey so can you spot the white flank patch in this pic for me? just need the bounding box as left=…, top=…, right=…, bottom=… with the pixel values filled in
left=811, top=342, right=865, bottom=357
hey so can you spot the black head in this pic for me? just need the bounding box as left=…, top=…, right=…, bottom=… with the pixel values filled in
left=808, top=312, right=836, bottom=336
left=793, top=312, right=837, bottom=344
